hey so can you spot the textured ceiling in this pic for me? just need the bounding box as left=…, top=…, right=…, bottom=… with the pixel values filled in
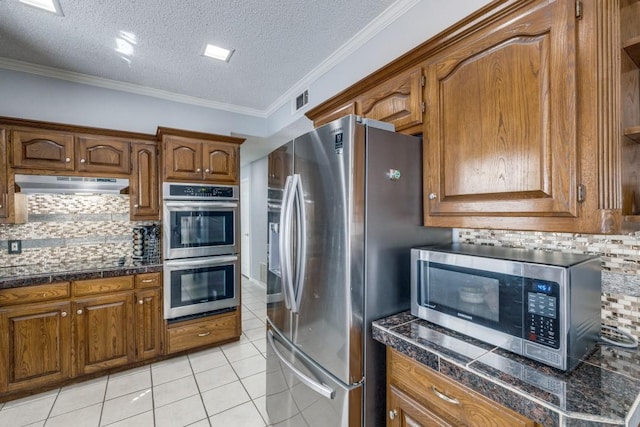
left=0, top=0, right=397, bottom=112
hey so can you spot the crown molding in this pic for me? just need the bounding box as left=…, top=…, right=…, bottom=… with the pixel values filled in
left=0, top=57, right=268, bottom=118
left=263, top=0, right=420, bottom=116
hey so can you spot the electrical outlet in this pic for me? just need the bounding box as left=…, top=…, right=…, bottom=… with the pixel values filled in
left=8, top=240, right=22, bottom=254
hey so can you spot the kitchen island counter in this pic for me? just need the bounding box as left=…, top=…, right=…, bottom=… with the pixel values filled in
left=374, top=312, right=640, bottom=426
left=0, top=257, right=162, bottom=289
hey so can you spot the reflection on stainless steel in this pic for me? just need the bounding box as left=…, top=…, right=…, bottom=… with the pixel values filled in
left=266, top=115, right=451, bottom=426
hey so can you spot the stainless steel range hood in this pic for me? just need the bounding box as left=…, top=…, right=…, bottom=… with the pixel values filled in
left=15, top=174, right=129, bottom=195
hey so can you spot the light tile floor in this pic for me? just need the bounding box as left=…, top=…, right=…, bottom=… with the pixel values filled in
left=0, top=278, right=270, bottom=427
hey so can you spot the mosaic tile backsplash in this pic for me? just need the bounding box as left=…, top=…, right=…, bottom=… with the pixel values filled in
left=458, top=229, right=640, bottom=341
left=0, top=194, right=159, bottom=267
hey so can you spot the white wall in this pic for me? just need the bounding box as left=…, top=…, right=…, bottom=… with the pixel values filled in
left=240, top=158, right=268, bottom=283
left=0, top=68, right=267, bottom=137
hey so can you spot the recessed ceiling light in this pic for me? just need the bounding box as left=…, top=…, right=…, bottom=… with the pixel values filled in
left=19, top=0, right=63, bottom=15
left=203, top=44, right=234, bottom=62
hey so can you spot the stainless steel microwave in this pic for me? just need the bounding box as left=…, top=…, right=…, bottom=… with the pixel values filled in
left=411, top=244, right=601, bottom=371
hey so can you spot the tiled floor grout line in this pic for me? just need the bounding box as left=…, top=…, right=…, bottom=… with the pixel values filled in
left=188, top=348, right=213, bottom=427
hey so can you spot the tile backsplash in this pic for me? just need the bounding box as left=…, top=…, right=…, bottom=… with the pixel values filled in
left=458, top=229, right=640, bottom=340
left=0, top=194, right=159, bottom=267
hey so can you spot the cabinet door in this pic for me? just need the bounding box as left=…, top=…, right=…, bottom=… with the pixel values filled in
left=388, top=385, right=451, bottom=427
left=163, top=137, right=203, bottom=181
left=74, top=292, right=135, bottom=376
left=358, top=68, right=424, bottom=133
left=11, top=129, right=74, bottom=170
left=135, top=288, right=164, bottom=361
left=268, top=147, right=288, bottom=188
left=424, top=0, right=577, bottom=223
left=203, top=142, right=238, bottom=184
left=0, top=301, right=71, bottom=393
left=76, top=137, right=131, bottom=174
left=130, top=142, right=159, bottom=220
left=0, top=128, right=7, bottom=219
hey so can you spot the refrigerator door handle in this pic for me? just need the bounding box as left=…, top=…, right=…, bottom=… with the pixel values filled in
left=279, top=175, right=295, bottom=310
left=267, top=330, right=336, bottom=400
left=292, top=174, right=307, bottom=313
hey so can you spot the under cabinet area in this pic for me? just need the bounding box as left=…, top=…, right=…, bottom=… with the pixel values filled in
left=158, top=127, right=244, bottom=184
left=387, top=348, right=537, bottom=427
left=0, top=272, right=164, bottom=400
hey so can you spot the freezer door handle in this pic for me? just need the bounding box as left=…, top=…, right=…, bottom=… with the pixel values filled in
left=267, top=330, right=336, bottom=400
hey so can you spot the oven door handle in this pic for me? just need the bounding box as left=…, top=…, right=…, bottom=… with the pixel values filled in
left=164, top=201, right=238, bottom=208
left=279, top=175, right=295, bottom=311
left=164, top=255, right=238, bottom=268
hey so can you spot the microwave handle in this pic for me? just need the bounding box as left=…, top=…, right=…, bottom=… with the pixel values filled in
left=164, top=255, right=238, bottom=268
left=164, top=201, right=238, bottom=208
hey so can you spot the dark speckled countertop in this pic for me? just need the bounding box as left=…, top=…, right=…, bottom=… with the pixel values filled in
left=373, top=312, right=640, bottom=427
left=0, top=257, right=163, bottom=289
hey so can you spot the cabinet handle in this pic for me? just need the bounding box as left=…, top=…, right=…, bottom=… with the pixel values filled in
left=196, top=168, right=202, bottom=172
left=197, top=332, right=211, bottom=337
left=134, top=204, right=139, bottom=208
left=0, top=205, right=3, bottom=209
left=205, top=168, right=210, bottom=173
left=61, top=311, right=68, bottom=317
left=141, top=279, right=154, bottom=283
left=428, top=193, right=438, bottom=200
left=80, top=158, right=86, bottom=163
left=138, top=300, right=144, bottom=305
left=65, top=157, right=71, bottom=163
left=77, top=309, right=83, bottom=315
left=431, top=386, right=459, bottom=405
left=388, top=409, right=398, bottom=420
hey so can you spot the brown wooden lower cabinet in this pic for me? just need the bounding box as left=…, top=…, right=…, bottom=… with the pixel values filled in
left=166, top=309, right=240, bottom=354
left=0, top=300, right=72, bottom=393
left=387, top=348, right=537, bottom=427
left=135, top=287, right=163, bottom=361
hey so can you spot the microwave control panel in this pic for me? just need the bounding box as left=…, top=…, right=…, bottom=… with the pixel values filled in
left=524, top=279, right=560, bottom=349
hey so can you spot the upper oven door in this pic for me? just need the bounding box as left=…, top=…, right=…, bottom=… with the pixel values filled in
left=163, top=201, right=238, bottom=259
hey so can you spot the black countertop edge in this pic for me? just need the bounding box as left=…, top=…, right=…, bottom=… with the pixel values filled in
left=0, top=262, right=163, bottom=289
left=373, top=312, right=640, bottom=427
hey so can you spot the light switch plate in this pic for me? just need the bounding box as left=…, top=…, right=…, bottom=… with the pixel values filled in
left=8, top=240, right=22, bottom=254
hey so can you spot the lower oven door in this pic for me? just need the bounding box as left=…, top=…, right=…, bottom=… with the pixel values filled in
left=164, top=255, right=239, bottom=320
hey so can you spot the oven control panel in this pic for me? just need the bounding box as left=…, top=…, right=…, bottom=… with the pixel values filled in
left=163, top=183, right=238, bottom=200
left=524, top=279, right=560, bottom=349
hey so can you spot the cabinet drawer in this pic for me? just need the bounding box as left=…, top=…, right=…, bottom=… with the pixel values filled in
left=136, top=272, right=161, bottom=289
left=388, top=349, right=534, bottom=427
left=167, top=311, right=239, bottom=354
left=73, top=276, right=134, bottom=297
left=0, top=282, right=70, bottom=306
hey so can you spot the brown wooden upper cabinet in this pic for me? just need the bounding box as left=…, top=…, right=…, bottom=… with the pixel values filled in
left=130, top=142, right=159, bottom=220
left=267, top=145, right=289, bottom=188
left=158, top=128, right=244, bottom=185
left=423, top=0, right=578, bottom=223
left=356, top=67, right=424, bottom=133
left=0, top=129, right=8, bottom=219
left=11, top=128, right=131, bottom=174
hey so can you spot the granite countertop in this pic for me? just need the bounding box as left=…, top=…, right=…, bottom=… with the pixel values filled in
left=0, top=257, right=163, bottom=289
left=373, top=312, right=640, bottom=427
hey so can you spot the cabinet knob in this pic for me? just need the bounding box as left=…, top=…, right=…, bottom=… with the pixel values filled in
left=196, top=168, right=202, bottom=172
left=428, top=193, right=438, bottom=200
left=61, top=311, right=67, bottom=317
left=77, top=309, right=83, bottom=315
left=389, top=409, right=398, bottom=420
left=138, top=300, right=144, bottom=305
left=65, top=158, right=71, bottom=163
left=80, top=159, right=86, bottom=163
left=134, top=204, right=139, bottom=208
left=0, top=205, right=3, bottom=209
left=205, top=168, right=210, bottom=173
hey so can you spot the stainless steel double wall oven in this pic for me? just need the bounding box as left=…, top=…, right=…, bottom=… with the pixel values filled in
left=163, top=182, right=240, bottom=320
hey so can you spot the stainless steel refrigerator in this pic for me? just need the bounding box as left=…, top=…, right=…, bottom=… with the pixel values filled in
left=265, top=115, right=451, bottom=426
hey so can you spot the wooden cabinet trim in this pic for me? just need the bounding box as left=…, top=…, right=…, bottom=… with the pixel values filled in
left=157, top=127, right=245, bottom=145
